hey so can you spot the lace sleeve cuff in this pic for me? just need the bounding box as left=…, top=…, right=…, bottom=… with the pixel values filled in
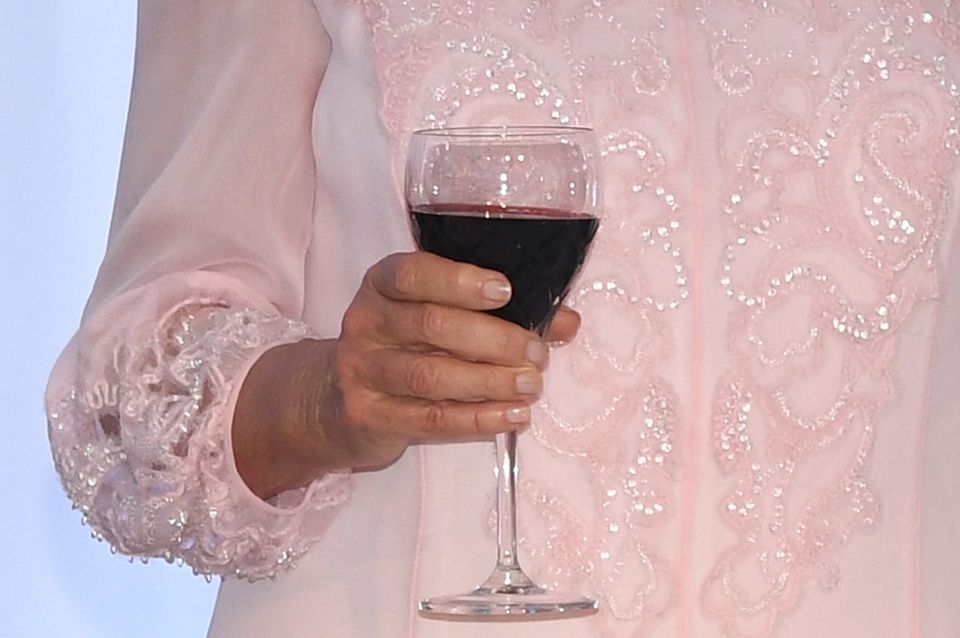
left=48, top=304, right=350, bottom=581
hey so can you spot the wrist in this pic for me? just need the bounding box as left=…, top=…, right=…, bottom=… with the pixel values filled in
left=233, top=338, right=342, bottom=499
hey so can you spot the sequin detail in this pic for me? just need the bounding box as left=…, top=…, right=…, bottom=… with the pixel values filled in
left=705, top=2, right=957, bottom=635
left=48, top=305, right=349, bottom=580
left=353, top=0, right=686, bottom=630
left=351, top=0, right=958, bottom=634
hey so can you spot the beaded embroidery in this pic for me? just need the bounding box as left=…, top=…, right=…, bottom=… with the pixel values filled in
left=49, top=305, right=349, bottom=580
left=704, top=2, right=958, bottom=634
left=354, top=0, right=958, bottom=635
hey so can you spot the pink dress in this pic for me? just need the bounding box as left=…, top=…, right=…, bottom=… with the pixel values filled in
left=46, top=1, right=960, bottom=636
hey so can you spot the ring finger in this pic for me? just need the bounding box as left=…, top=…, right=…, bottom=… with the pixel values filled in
left=362, top=348, right=542, bottom=402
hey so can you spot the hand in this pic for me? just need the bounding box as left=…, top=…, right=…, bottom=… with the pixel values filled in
left=233, top=251, right=580, bottom=499
left=332, top=251, right=580, bottom=469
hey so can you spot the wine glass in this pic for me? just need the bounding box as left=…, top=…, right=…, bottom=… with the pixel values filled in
left=406, top=125, right=601, bottom=620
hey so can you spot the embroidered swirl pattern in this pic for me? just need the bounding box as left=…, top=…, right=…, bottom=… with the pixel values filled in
left=353, top=0, right=958, bottom=635
left=701, top=2, right=959, bottom=636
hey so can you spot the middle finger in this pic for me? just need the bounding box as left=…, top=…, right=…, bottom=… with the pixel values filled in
left=376, top=299, right=549, bottom=369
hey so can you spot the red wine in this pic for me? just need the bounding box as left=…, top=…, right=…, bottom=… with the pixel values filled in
left=410, top=203, right=599, bottom=333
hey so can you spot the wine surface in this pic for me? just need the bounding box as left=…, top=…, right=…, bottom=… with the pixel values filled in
left=410, top=203, right=599, bottom=333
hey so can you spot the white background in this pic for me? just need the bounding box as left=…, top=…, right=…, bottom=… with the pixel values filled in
left=1, top=4, right=217, bottom=636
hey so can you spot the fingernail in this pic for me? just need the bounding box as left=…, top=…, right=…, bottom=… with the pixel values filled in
left=515, top=371, right=541, bottom=395
left=527, top=340, right=548, bottom=367
left=482, top=278, right=512, bottom=302
left=506, top=406, right=530, bottom=424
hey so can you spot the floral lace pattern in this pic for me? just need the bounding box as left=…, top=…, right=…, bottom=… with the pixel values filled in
left=48, top=305, right=350, bottom=580
left=354, top=0, right=958, bottom=635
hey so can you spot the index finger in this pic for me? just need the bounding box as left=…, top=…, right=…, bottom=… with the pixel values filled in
left=367, top=251, right=512, bottom=310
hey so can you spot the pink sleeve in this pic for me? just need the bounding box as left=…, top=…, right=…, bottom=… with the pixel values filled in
left=44, top=0, right=348, bottom=581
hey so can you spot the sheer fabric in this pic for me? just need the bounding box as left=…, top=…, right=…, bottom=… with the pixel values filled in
left=48, top=302, right=348, bottom=579
left=45, top=0, right=350, bottom=580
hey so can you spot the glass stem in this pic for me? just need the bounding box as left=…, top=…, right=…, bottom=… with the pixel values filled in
left=494, top=430, right=520, bottom=572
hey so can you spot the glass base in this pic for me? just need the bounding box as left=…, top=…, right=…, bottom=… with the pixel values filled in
left=419, top=567, right=598, bottom=621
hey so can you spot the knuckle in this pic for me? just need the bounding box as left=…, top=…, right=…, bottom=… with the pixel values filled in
left=472, top=408, right=484, bottom=434
left=417, top=304, right=446, bottom=340
left=484, top=369, right=507, bottom=398
left=392, top=255, right=420, bottom=295
left=363, top=257, right=391, bottom=292
left=406, top=357, right=439, bottom=396
left=454, top=264, right=476, bottom=295
left=422, top=403, right=445, bottom=435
